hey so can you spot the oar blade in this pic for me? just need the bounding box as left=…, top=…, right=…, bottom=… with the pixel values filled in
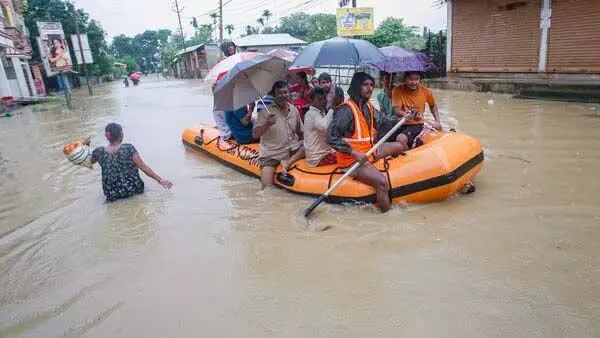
left=304, top=194, right=327, bottom=218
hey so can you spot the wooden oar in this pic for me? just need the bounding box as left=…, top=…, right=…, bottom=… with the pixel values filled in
left=303, top=116, right=408, bottom=218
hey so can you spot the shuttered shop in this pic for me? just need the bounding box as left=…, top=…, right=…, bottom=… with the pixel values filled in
left=547, top=0, right=600, bottom=73
left=452, top=0, right=541, bottom=72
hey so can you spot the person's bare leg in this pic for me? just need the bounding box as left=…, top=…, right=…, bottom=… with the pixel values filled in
left=396, top=133, right=410, bottom=150
left=260, top=166, right=276, bottom=188
left=374, top=142, right=406, bottom=161
left=353, top=163, right=391, bottom=212
left=281, top=146, right=305, bottom=174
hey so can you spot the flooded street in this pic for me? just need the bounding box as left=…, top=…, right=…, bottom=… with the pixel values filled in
left=1, top=77, right=599, bottom=337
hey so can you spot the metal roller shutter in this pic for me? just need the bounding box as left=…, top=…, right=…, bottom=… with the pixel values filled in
left=452, top=0, right=541, bottom=72
left=547, top=0, right=600, bottom=73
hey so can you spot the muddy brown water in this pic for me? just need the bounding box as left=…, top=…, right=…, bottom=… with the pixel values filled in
left=1, top=77, right=599, bottom=337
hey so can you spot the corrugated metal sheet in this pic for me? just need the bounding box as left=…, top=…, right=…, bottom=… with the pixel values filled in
left=451, top=0, right=541, bottom=72
left=547, top=0, right=600, bottom=73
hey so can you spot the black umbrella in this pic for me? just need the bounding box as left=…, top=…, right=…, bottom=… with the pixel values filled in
left=291, top=37, right=386, bottom=68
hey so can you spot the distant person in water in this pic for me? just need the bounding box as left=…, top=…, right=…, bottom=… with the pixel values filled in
left=84, top=123, right=172, bottom=202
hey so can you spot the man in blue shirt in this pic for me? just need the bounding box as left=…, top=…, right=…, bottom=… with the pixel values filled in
left=224, top=105, right=259, bottom=144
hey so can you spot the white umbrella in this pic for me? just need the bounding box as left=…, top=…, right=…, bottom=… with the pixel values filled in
left=213, top=54, right=290, bottom=111
left=204, top=52, right=263, bottom=82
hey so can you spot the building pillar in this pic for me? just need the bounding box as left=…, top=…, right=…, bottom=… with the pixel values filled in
left=446, top=0, right=453, bottom=74
left=11, top=56, right=28, bottom=98
left=538, top=0, right=552, bottom=72
left=23, top=60, right=37, bottom=96
left=0, top=57, right=12, bottom=97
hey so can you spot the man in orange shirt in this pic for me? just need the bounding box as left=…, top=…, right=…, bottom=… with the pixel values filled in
left=391, top=71, right=442, bottom=150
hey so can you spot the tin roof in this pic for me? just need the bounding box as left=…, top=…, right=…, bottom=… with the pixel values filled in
left=234, top=34, right=307, bottom=48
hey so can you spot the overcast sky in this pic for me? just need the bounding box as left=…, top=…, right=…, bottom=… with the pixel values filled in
left=75, top=0, right=447, bottom=42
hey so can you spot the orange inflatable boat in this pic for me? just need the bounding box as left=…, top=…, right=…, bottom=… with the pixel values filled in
left=182, top=124, right=484, bottom=205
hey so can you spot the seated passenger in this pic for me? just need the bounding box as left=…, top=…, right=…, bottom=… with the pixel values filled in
left=224, top=103, right=258, bottom=144
left=252, top=81, right=305, bottom=188
left=391, top=71, right=442, bottom=150
left=318, top=72, right=345, bottom=110
left=290, top=71, right=311, bottom=120
left=303, top=87, right=337, bottom=167
left=377, top=71, right=395, bottom=117
left=327, top=72, right=408, bottom=212
left=212, top=72, right=232, bottom=140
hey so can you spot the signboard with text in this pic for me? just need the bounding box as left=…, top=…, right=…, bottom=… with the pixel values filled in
left=336, top=7, right=374, bottom=36
left=36, top=22, right=73, bottom=76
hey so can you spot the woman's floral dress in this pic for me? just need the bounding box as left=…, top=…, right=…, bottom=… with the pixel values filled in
left=92, top=144, right=144, bottom=201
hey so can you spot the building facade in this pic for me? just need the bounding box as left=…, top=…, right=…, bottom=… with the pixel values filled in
left=173, top=43, right=220, bottom=79
left=0, top=0, right=37, bottom=100
left=234, top=34, right=307, bottom=53
left=446, top=0, right=600, bottom=77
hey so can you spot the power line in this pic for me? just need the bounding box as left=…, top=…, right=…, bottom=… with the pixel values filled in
left=197, top=0, right=234, bottom=17
left=231, top=0, right=319, bottom=29
left=172, top=0, right=188, bottom=73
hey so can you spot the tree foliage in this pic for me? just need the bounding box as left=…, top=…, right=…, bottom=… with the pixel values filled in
left=25, top=0, right=110, bottom=73
left=275, top=12, right=311, bottom=41
left=110, top=29, right=172, bottom=72
left=307, top=14, right=337, bottom=42
left=225, top=24, right=234, bottom=38
left=188, top=25, right=214, bottom=46
left=365, top=17, right=418, bottom=48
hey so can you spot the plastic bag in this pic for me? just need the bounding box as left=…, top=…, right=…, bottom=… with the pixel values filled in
left=63, top=141, right=93, bottom=168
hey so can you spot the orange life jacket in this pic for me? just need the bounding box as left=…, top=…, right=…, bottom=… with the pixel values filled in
left=336, top=100, right=377, bottom=168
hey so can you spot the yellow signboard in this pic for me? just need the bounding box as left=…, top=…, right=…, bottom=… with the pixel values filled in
left=336, top=7, right=374, bottom=36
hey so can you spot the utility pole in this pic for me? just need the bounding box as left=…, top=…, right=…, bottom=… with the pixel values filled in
left=218, top=0, right=223, bottom=44
left=172, top=0, right=187, bottom=73
left=73, top=12, right=93, bottom=95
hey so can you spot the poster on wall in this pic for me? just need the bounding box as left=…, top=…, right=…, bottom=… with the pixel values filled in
left=336, top=7, right=374, bottom=36
left=36, top=22, right=73, bottom=76
left=31, top=63, right=47, bottom=97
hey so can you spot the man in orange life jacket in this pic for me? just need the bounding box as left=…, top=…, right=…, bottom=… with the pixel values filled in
left=327, top=72, right=410, bottom=212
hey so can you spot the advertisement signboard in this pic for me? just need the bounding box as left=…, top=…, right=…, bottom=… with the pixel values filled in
left=36, top=22, right=73, bottom=76
left=336, top=7, right=374, bottom=36
left=71, top=34, right=94, bottom=64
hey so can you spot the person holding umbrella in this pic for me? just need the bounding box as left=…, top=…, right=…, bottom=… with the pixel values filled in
left=327, top=72, right=410, bottom=212
left=252, top=81, right=305, bottom=188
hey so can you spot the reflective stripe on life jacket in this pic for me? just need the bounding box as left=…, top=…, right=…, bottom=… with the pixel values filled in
left=336, top=100, right=377, bottom=168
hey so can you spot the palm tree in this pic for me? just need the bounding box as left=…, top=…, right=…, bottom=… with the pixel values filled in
left=190, top=17, right=198, bottom=29
left=262, top=9, right=272, bottom=28
left=257, top=17, right=265, bottom=28
left=209, top=13, right=219, bottom=40
left=245, top=25, right=254, bottom=36
left=225, top=24, right=234, bottom=39
left=209, top=12, right=219, bottom=26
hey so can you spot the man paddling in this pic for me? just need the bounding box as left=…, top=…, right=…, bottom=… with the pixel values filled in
left=327, top=72, right=410, bottom=212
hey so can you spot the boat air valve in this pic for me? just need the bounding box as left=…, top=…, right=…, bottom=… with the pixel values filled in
left=277, top=173, right=295, bottom=187
left=194, top=130, right=204, bottom=145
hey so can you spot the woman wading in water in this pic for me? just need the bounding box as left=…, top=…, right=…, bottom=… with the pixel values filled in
left=84, top=123, right=172, bottom=202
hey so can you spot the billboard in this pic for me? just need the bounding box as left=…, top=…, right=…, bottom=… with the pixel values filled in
left=71, top=34, right=94, bottom=64
left=36, top=22, right=73, bottom=76
left=336, top=7, right=374, bottom=37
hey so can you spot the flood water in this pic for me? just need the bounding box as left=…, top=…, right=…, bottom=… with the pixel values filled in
left=1, top=77, right=599, bottom=337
